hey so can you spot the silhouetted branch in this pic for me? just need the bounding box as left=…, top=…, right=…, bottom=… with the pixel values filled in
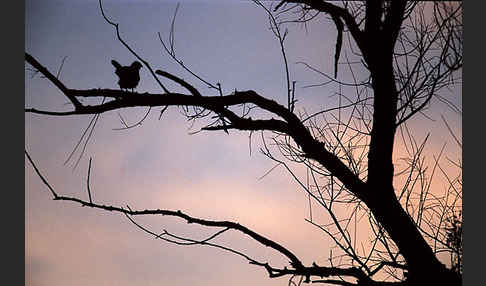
left=25, top=52, right=82, bottom=109
left=69, top=97, right=106, bottom=170
left=56, top=56, right=68, bottom=79
left=155, top=69, right=202, bottom=97
left=112, top=107, right=152, bottom=131
left=278, top=1, right=365, bottom=55
left=98, top=0, right=170, bottom=94
left=86, top=157, right=93, bottom=203
left=331, top=14, right=344, bottom=79
left=25, top=150, right=58, bottom=199
left=124, top=213, right=267, bottom=264
left=311, top=279, right=356, bottom=286
left=157, top=5, right=218, bottom=91
left=63, top=113, right=100, bottom=166
left=296, top=61, right=371, bottom=88
left=25, top=146, right=403, bottom=285
left=25, top=53, right=366, bottom=204
left=254, top=0, right=293, bottom=110
left=441, top=114, right=461, bottom=148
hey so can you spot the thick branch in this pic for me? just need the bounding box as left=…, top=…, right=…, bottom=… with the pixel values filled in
left=251, top=260, right=371, bottom=283
left=25, top=53, right=366, bottom=221
left=26, top=149, right=378, bottom=283
left=28, top=88, right=366, bottom=199
left=282, top=0, right=366, bottom=54
left=24, top=150, right=306, bottom=268
left=155, top=69, right=202, bottom=97
left=25, top=52, right=82, bottom=109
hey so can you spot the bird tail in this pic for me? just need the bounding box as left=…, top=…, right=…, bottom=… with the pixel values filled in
left=111, top=60, right=122, bottom=70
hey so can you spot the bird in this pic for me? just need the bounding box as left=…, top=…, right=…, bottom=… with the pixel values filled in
left=111, top=60, right=143, bottom=92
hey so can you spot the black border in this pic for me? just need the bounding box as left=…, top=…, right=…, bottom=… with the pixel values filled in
left=5, top=0, right=25, bottom=285
left=463, top=1, right=481, bottom=286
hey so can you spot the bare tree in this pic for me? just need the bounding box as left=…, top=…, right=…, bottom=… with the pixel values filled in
left=25, top=1, right=462, bottom=286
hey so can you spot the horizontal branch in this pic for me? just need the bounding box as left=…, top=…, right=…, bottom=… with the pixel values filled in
left=25, top=149, right=306, bottom=268
left=26, top=148, right=380, bottom=284
left=251, top=260, right=371, bottom=284
left=66, top=198, right=305, bottom=268
left=25, top=53, right=366, bottom=205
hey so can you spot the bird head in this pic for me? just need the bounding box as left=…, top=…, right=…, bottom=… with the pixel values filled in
left=131, top=61, right=143, bottom=70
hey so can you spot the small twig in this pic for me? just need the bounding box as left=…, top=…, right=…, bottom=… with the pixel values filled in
left=258, top=162, right=282, bottom=180
left=87, top=157, right=93, bottom=203
left=64, top=113, right=98, bottom=166
left=290, top=80, right=297, bottom=112
left=158, top=105, right=169, bottom=120
left=441, top=114, right=461, bottom=148
left=72, top=97, right=107, bottom=170
left=254, top=1, right=292, bottom=111
left=117, top=112, right=130, bottom=129
left=112, top=107, right=152, bottom=131
left=169, top=3, right=180, bottom=55
left=99, top=0, right=170, bottom=94
left=56, top=56, right=68, bottom=79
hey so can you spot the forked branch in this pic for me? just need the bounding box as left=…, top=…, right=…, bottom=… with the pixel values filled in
left=25, top=52, right=366, bottom=203
left=25, top=149, right=387, bottom=285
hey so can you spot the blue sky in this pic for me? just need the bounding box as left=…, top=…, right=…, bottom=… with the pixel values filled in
left=25, top=1, right=462, bottom=286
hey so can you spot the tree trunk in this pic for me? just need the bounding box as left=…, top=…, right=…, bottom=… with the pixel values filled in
left=363, top=45, right=461, bottom=285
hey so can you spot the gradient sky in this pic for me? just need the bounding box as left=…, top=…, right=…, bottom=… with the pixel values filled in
left=25, top=1, right=462, bottom=286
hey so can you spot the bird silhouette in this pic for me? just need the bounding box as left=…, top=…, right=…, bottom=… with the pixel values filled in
left=111, top=60, right=143, bottom=92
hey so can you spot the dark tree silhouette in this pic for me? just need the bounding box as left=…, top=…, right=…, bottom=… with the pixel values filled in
left=445, top=211, right=463, bottom=275
left=25, top=1, right=462, bottom=285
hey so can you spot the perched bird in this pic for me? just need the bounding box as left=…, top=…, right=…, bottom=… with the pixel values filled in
left=111, top=60, right=143, bottom=92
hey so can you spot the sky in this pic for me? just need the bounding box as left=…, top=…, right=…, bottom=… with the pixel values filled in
left=25, top=1, right=462, bottom=286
